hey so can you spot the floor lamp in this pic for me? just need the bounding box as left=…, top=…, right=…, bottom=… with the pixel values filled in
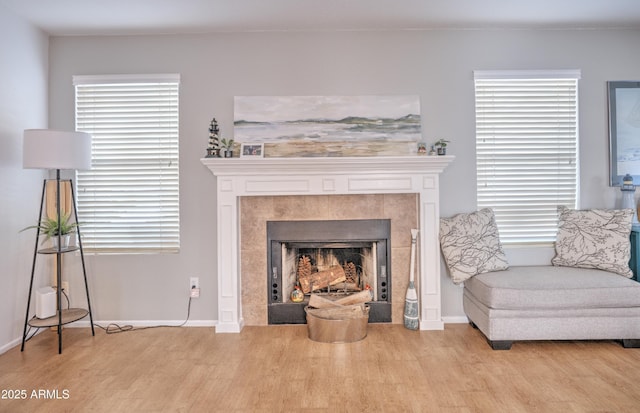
left=21, top=129, right=95, bottom=354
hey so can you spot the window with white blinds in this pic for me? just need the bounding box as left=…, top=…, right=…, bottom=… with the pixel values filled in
left=474, top=70, right=580, bottom=245
left=74, top=74, right=180, bottom=253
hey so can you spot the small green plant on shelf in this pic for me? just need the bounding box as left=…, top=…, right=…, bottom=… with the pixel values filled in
left=220, top=138, right=235, bottom=158
left=434, top=139, right=450, bottom=155
left=20, top=213, right=79, bottom=244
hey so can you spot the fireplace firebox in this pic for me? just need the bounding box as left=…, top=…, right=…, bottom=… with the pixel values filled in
left=267, top=219, right=391, bottom=324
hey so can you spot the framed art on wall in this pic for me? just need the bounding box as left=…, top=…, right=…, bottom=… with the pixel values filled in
left=233, top=95, right=421, bottom=157
left=609, top=81, right=640, bottom=186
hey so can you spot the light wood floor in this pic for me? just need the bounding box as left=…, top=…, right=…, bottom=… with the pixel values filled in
left=1, top=323, right=640, bottom=412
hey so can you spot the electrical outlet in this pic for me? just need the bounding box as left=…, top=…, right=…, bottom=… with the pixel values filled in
left=190, top=277, right=200, bottom=298
left=190, top=277, right=199, bottom=290
left=62, top=281, right=69, bottom=294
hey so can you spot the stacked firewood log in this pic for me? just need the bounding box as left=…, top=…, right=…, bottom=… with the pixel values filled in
left=306, top=290, right=371, bottom=320
left=297, top=255, right=363, bottom=294
left=297, top=255, right=348, bottom=293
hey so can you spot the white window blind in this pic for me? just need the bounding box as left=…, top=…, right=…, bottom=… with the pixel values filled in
left=74, top=74, right=180, bottom=253
left=474, top=70, right=580, bottom=245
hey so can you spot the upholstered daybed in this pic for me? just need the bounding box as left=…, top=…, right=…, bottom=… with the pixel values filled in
left=440, top=207, right=640, bottom=350
left=463, top=265, right=640, bottom=349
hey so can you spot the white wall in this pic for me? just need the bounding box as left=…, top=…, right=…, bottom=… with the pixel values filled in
left=48, top=28, right=640, bottom=323
left=0, top=5, right=49, bottom=352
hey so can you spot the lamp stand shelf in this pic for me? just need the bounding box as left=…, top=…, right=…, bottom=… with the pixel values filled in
left=27, top=308, right=89, bottom=328
left=21, top=172, right=95, bottom=354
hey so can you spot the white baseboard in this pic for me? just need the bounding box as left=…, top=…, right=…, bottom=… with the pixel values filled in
left=73, top=318, right=467, bottom=328
left=1, top=320, right=216, bottom=355
left=70, top=319, right=217, bottom=328
left=3, top=318, right=469, bottom=353
left=442, top=316, right=469, bottom=324
left=0, top=337, right=22, bottom=355
left=1, top=328, right=47, bottom=355
left=1, top=320, right=217, bottom=354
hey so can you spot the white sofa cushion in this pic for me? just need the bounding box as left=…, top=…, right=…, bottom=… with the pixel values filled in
left=464, top=266, right=640, bottom=310
left=551, top=206, right=633, bottom=278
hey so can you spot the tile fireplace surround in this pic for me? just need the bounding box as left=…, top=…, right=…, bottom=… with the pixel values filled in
left=201, top=155, right=454, bottom=333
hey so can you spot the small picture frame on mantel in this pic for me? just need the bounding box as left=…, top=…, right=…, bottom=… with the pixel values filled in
left=241, top=143, right=264, bottom=158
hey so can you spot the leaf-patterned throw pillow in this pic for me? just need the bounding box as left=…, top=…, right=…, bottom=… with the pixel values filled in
left=552, top=206, right=633, bottom=277
left=439, top=208, right=509, bottom=284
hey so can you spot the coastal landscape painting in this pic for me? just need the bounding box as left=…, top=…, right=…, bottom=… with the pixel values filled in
left=234, top=95, right=421, bottom=157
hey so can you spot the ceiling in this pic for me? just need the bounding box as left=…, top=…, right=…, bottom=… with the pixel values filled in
left=2, top=0, right=640, bottom=36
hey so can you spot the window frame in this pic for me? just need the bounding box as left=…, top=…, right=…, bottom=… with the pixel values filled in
left=474, top=69, right=581, bottom=245
left=73, top=74, right=180, bottom=254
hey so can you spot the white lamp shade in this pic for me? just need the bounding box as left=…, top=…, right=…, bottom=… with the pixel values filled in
left=23, top=129, right=92, bottom=170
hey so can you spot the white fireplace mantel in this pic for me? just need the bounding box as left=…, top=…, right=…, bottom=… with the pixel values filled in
left=201, top=155, right=454, bottom=332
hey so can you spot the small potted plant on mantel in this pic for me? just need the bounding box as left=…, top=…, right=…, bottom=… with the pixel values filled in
left=220, top=138, right=235, bottom=158
left=434, top=139, right=450, bottom=156
left=20, top=213, right=79, bottom=249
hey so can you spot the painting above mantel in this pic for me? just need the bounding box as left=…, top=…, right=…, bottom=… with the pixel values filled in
left=233, top=95, right=421, bottom=157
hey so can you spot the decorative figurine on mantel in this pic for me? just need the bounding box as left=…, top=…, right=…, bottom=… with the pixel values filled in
left=205, top=118, right=221, bottom=158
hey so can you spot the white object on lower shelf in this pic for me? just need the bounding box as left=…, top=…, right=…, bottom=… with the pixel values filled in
left=36, top=286, right=56, bottom=319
